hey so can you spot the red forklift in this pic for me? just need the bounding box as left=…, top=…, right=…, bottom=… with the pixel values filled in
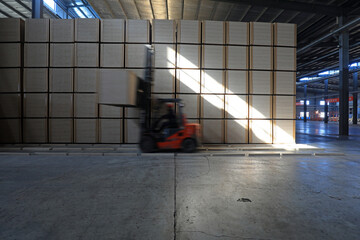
left=135, top=46, right=201, bottom=153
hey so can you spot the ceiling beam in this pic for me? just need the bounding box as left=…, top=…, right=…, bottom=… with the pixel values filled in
left=298, top=17, right=360, bottom=55
left=212, top=0, right=345, bottom=16
left=0, top=7, right=13, bottom=18
left=239, top=5, right=251, bottom=22
left=254, top=7, right=267, bottom=22
left=0, top=0, right=28, bottom=18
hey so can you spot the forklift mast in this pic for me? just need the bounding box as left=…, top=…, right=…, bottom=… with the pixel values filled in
left=137, top=45, right=154, bottom=133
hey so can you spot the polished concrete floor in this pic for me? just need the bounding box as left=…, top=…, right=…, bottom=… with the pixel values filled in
left=0, top=121, right=360, bottom=239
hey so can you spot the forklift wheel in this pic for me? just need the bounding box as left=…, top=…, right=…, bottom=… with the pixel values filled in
left=140, top=136, right=156, bottom=153
left=182, top=138, right=197, bottom=153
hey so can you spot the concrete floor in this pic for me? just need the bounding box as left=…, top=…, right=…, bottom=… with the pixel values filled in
left=1, top=121, right=360, bottom=239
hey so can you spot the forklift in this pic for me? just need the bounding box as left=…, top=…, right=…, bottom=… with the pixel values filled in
left=135, top=46, right=201, bottom=153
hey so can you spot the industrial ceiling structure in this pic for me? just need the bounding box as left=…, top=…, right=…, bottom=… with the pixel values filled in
left=0, top=0, right=360, bottom=93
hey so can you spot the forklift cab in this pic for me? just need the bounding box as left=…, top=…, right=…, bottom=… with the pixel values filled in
left=140, top=98, right=200, bottom=153
left=152, top=99, right=185, bottom=138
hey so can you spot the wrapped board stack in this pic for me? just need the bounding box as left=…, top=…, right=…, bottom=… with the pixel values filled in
left=23, top=19, right=49, bottom=143
left=0, top=19, right=23, bottom=143
left=0, top=18, right=296, bottom=144
left=49, top=19, right=75, bottom=143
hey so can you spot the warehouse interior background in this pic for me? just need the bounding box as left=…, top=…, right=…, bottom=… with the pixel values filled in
left=1, top=0, right=360, bottom=239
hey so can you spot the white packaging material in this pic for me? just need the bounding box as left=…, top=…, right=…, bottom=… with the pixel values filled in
left=75, top=19, right=100, bottom=42
left=0, top=69, right=21, bottom=92
left=249, top=95, right=272, bottom=119
left=23, top=68, right=48, bottom=92
left=99, top=69, right=138, bottom=106
left=0, top=18, right=23, bottom=42
left=202, top=120, right=223, bottom=143
left=25, top=19, right=49, bottom=42
left=226, top=120, right=248, bottom=143
left=101, top=19, right=125, bottom=42
left=50, top=19, right=74, bottom=42
left=100, top=44, right=124, bottom=67
left=227, top=21, right=248, bottom=45
left=152, top=19, right=175, bottom=43
left=49, top=68, right=73, bottom=92
left=50, top=44, right=74, bottom=67
left=226, top=70, right=247, bottom=94
left=75, top=68, right=98, bottom=92
left=24, top=43, right=49, bottom=67
left=177, top=20, right=200, bottom=44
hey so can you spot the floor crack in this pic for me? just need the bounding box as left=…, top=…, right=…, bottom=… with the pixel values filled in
left=177, top=230, right=271, bottom=239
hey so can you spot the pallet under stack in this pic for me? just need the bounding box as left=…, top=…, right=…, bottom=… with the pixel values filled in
left=0, top=18, right=23, bottom=143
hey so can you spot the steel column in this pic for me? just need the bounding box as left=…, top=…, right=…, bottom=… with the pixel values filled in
left=324, top=79, right=329, bottom=123
left=304, top=85, right=307, bottom=122
left=338, top=16, right=349, bottom=135
left=32, top=0, right=43, bottom=18
left=353, top=72, right=358, bottom=124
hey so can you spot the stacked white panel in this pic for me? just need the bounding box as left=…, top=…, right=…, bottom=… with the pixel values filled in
left=227, top=22, right=248, bottom=45
left=50, top=19, right=74, bottom=42
left=152, top=20, right=176, bottom=43
left=50, top=69, right=73, bottom=92
left=274, top=23, right=296, bottom=47
left=226, top=120, right=248, bottom=143
left=177, top=20, right=201, bottom=44
left=126, top=20, right=150, bottom=43
left=75, top=19, right=99, bottom=42
left=177, top=45, right=200, bottom=68
left=23, top=119, right=47, bottom=143
left=0, top=18, right=23, bottom=143
left=100, top=119, right=121, bottom=143
left=275, top=47, right=296, bottom=71
left=202, top=45, right=224, bottom=69
left=273, top=120, right=295, bottom=144
left=226, top=71, right=247, bottom=94
left=50, top=119, right=73, bottom=143
left=74, top=94, right=98, bottom=118
left=202, top=119, right=223, bottom=143
left=74, top=69, right=98, bottom=92
left=274, top=96, right=295, bottom=119
left=250, top=46, right=272, bottom=70
left=176, top=69, right=201, bottom=93
left=153, top=69, right=175, bottom=93
left=75, top=119, right=98, bottom=143
left=154, top=44, right=176, bottom=68
left=0, top=69, right=21, bottom=93
left=274, top=72, right=295, bottom=95
left=227, top=46, right=247, bottom=69
left=0, top=119, right=21, bottom=143
left=250, top=71, right=272, bottom=94
left=202, top=70, right=224, bottom=94
left=50, top=44, right=75, bottom=67
left=250, top=120, right=272, bottom=143
left=49, top=94, right=73, bottom=117
left=100, top=44, right=124, bottom=67
left=202, top=21, right=225, bottom=44
left=101, top=19, right=125, bottom=42
left=249, top=95, right=272, bottom=119
left=250, top=22, right=272, bottom=46
left=23, top=94, right=48, bottom=118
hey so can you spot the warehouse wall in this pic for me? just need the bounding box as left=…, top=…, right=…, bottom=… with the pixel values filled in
left=0, top=18, right=296, bottom=144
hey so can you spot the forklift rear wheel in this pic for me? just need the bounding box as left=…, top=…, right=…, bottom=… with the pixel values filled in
left=140, top=136, right=156, bottom=153
left=182, top=138, right=197, bottom=153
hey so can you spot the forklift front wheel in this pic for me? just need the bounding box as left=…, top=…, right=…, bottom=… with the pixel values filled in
left=182, top=138, right=197, bottom=153
left=140, top=136, right=156, bottom=153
